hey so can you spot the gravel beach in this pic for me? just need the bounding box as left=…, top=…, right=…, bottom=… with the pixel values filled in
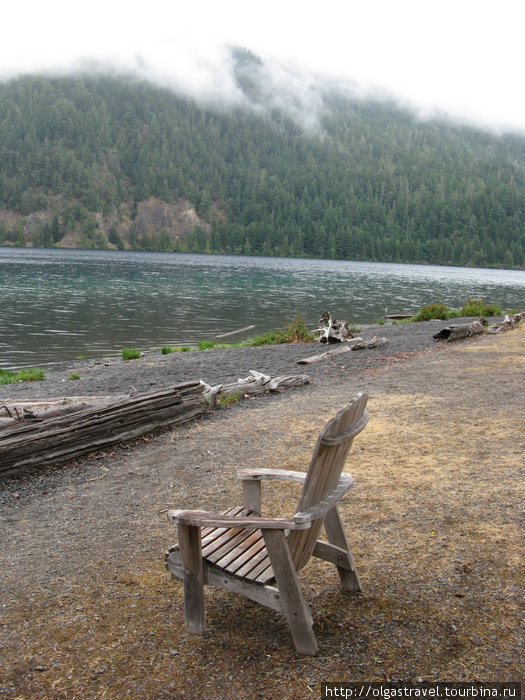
left=1, top=317, right=523, bottom=699
left=0, top=319, right=458, bottom=401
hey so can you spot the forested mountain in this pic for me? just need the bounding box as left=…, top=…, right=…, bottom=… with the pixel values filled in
left=1, top=56, right=524, bottom=268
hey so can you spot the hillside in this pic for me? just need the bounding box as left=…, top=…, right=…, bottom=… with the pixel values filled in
left=0, top=56, right=524, bottom=268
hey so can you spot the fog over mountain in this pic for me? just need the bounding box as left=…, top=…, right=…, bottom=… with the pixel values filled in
left=0, top=45, right=524, bottom=269
left=3, top=0, right=525, bottom=134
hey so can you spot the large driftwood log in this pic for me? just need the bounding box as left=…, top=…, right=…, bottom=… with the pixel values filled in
left=201, top=370, right=310, bottom=408
left=0, top=395, right=129, bottom=428
left=433, top=320, right=485, bottom=342
left=0, top=382, right=206, bottom=477
left=316, top=312, right=357, bottom=343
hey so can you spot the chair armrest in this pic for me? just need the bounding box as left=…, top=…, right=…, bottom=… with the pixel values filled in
left=167, top=509, right=311, bottom=530
left=293, top=473, right=354, bottom=525
left=236, top=468, right=307, bottom=484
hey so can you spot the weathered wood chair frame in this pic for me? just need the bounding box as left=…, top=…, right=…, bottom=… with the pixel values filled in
left=165, top=392, right=369, bottom=655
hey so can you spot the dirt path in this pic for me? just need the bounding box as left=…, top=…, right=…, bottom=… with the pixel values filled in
left=0, top=325, right=523, bottom=699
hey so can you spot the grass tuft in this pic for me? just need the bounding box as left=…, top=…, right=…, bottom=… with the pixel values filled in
left=217, top=391, right=243, bottom=407
left=121, top=348, right=141, bottom=361
left=250, top=314, right=315, bottom=346
left=0, top=367, right=45, bottom=385
left=197, top=340, right=216, bottom=350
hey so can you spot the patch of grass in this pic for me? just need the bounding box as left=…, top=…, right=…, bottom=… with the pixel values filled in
left=409, top=299, right=503, bottom=323
left=161, top=346, right=173, bottom=355
left=67, top=372, right=81, bottom=381
left=121, top=348, right=141, bottom=361
left=217, top=391, right=243, bottom=407
left=197, top=340, right=216, bottom=350
left=250, top=314, right=315, bottom=346
left=461, top=298, right=502, bottom=317
left=0, top=367, right=45, bottom=385
left=377, top=318, right=385, bottom=325
left=174, top=315, right=318, bottom=353
left=214, top=342, right=249, bottom=349
left=249, top=329, right=285, bottom=346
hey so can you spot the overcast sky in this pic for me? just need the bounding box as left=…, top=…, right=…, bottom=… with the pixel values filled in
left=2, top=0, right=524, bottom=133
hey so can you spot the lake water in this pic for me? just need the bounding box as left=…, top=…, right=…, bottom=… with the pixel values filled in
left=1, top=247, right=524, bottom=369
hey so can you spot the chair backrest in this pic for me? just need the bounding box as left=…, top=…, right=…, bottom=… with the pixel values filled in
left=287, top=392, right=369, bottom=570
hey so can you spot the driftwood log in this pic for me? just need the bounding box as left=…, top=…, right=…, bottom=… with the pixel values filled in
left=433, top=320, right=485, bottom=342
left=316, top=312, right=357, bottom=343
left=0, top=382, right=206, bottom=477
left=350, top=336, right=388, bottom=350
left=297, top=345, right=355, bottom=365
left=297, top=336, right=387, bottom=364
left=201, top=370, right=310, bottom=408
left=487, top=312, right=525, bottom=334
left=0, top=395, right=129, bottom=428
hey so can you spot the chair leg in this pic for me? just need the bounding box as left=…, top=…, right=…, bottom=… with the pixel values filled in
left=263, top=529, right=319, bottom=656
left=178, top=524, right=205, bottom=635
left=324, top=507, right=362, bottom=592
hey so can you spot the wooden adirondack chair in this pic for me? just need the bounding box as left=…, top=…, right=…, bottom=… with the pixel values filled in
left=165, top=392, right=369, bottom=655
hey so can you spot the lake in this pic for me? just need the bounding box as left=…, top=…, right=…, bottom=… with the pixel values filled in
left=1, top=247, right=524, bottom=369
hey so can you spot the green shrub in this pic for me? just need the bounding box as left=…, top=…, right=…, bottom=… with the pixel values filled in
left=122, top=348, right=141, bottom=361
left=161, top=346, right=173, bottom=354
left=67, top=372, right=81, bottom=381
left=0, top=367, right=45, bottom=385
left=412, top=302, right=452, bottom=322
left=377, top=318, right=385, bottom=325
left=461, top=298, right=501, bottom=317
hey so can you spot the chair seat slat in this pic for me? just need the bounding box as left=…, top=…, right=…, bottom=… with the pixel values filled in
left=211, top=530, right=262, bottom=568
left=226, top=537, right=267, bottom=574
left=201, top=506, right=247, bottom=538
left=234, top=546, right=271, bottom=579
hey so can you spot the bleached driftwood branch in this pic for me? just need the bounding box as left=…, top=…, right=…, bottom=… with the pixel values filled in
left=297, top=336, right=387, bottom=364
left=315, top=311, right=358, bottom=343
left=201, top=370, right=310, bottom=408
left=487, top=312, right=525, bottom=334
left=350, top=336, right=388, bottom=350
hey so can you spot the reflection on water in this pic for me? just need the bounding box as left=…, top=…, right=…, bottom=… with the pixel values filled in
left=1, top=247, right=524, bottom=368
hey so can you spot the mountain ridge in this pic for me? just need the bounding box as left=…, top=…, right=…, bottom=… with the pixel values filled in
left=0, top=65, right=524, bottom=268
